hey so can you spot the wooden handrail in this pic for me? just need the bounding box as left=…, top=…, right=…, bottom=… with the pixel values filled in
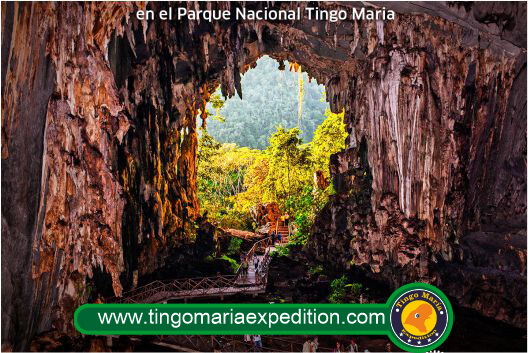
left=107, top=233, right=288, bottom=303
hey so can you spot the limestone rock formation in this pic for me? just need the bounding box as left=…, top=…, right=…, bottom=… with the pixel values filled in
left=1, top=1, right=526, bottom=349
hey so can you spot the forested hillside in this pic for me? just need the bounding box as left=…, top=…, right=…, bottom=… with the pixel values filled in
left=205, top=56, right=327, bottom=149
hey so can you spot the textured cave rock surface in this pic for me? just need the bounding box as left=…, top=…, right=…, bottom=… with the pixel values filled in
left=1, top=1, right=526, bottom=349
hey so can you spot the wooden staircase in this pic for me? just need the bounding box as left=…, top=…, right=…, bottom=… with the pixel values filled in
left=272, top=222, right=290, bottom=244
left=109, top=237, right=275, bottom=303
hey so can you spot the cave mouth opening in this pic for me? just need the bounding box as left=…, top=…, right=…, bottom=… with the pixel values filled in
left=196, top=55, right=349, bottom=239
left=203, top=55, right=328, bottom=149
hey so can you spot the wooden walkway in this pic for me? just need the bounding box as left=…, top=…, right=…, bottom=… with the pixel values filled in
left=110, top=236, right=287, bottom=304
left=271, top=222, right=290, bottom=244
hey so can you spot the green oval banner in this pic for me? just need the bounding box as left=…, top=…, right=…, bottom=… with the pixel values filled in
left=75, top=282, right=453, bottom=353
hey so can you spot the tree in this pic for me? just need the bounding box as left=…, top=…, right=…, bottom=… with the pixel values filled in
left=232, top=155, right=271, bottom=214
left=197, top=129, right=263, bottom=229
left=197, top=102, right=347, bottom=241
left=209, top=93, right=225, bottom=122
left=265, top=127, right=312, bottom=206
left=311, top=109, right=347, bottom=175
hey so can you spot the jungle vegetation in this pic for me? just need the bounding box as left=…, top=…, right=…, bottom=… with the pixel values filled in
left=198, top=109, right=346, bottom=242
left=197, top=56, right=347, bottom=246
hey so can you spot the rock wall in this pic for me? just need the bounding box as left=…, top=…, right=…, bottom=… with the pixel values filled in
left=306, top=5, right=527, bottom=328
left=2, top=2, right=136, bottom=348
left=1, top=1, right=526, bottom=349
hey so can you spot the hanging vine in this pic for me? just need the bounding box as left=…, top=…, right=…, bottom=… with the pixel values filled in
left=288, top=62, right=304, bottom=127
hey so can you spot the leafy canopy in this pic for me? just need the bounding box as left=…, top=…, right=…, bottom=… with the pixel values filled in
left=198, top=109, right=346, bottom=238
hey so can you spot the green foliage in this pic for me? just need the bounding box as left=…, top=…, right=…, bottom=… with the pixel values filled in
left=220, top=255, right=240, bottom=273
left=311, top=109, right=347, bottom=174
left=264, top=127, right=313, bottom=203
left=271, top=244, right=291, bottom=258
left=197, top=128, right=221, bottom=165
left=214, top=209, right=254, bottom=231
left=227, top=237, right=243, bottom=256
left=197, top=130, right=262, bottom=229
left=209, top=93, right=226, bottom=122
left=205, top=56, right=327, bottom=149
left=197, top=70, right=347, bottom=248
left=329, top=275, right=348, bottom=304
left=231, top=127, right=313, bottom=214
left=346, top=283, right=363, bottom=298
left=276, top=109, right=345, bottom=244
left=283, top=183, right=336, bottom=246
left=231, top=154, right=270, bottom=214
left=329, top=276, right=363, bottom=303
left=284, top=186, right=314, bottom=245
left=199, top=109, right=345, bottom=235
left=268, top=295, right=287, bottom=303
left=308, top=264, right=324, bottom=275
left=210, top=93, right=225, bottom=110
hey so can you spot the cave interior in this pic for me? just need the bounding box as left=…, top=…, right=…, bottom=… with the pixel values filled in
left=1, top=1, right=526, bottom=351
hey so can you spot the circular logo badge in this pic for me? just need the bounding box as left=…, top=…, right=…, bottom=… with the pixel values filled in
left=389, top=286, right=450, bottom=350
